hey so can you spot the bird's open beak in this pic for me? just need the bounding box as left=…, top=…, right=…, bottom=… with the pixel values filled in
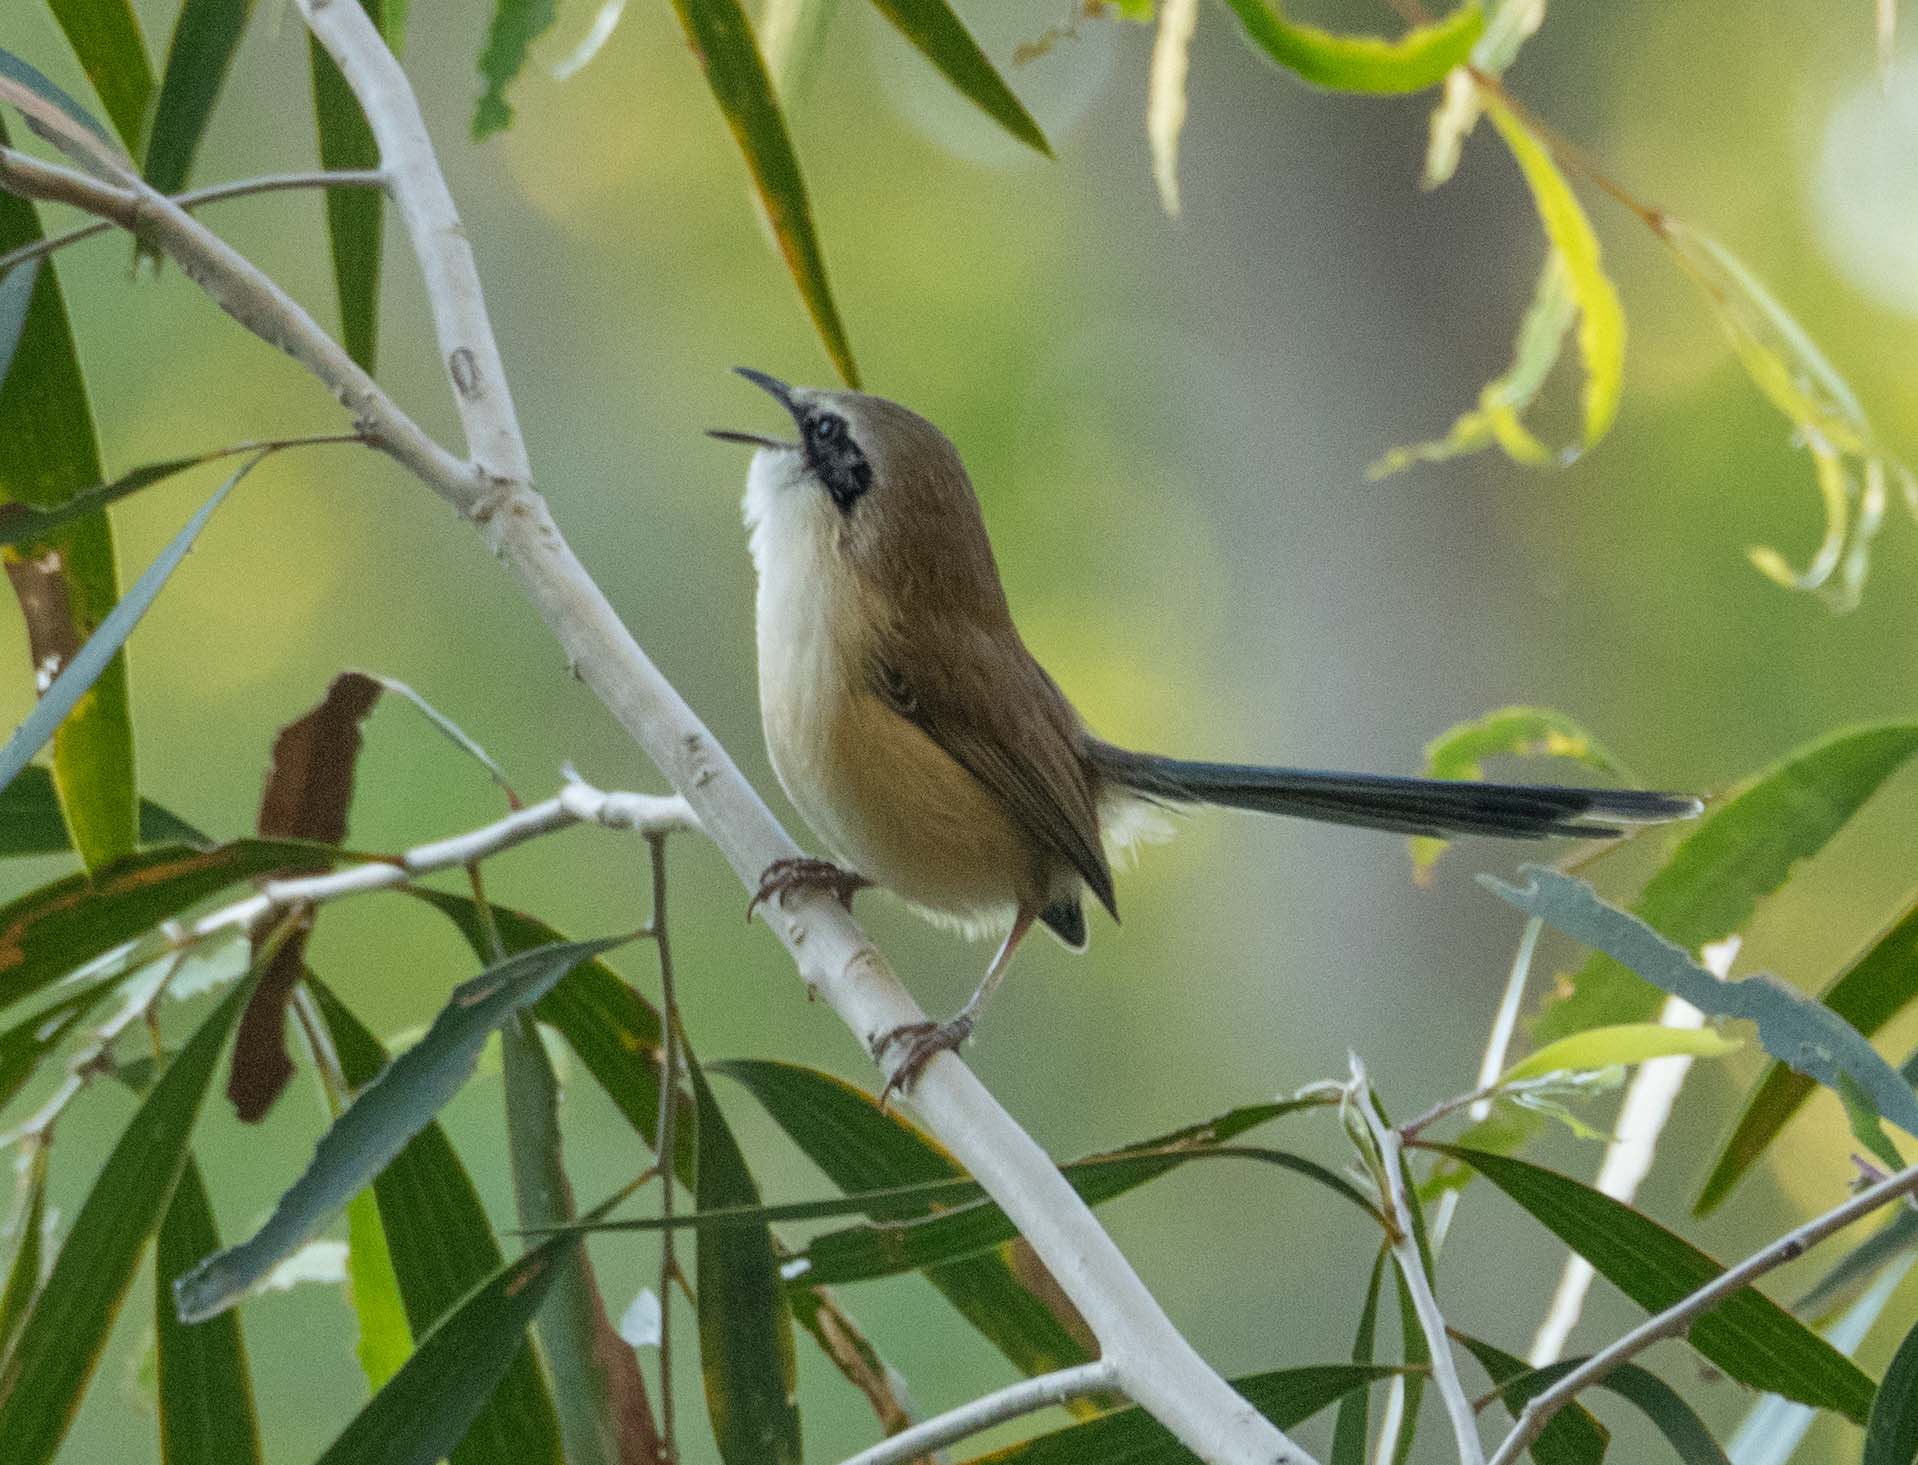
left=706, top=366, right=801, bottom=449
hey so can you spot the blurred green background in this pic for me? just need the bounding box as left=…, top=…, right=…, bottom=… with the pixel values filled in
left=3, top=0, right=1918, bottom=1458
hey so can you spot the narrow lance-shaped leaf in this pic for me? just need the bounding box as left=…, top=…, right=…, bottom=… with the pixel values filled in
left=0, top=114, right=134, bottom=872
left=310, top=978, right=563, bottom=1465
left=785, top=1282, right=918, bottom=1443
left=1329, top=1251, right=1387, bottom=1465
left=1408, top=704, right=1633, bottom=881
left=0, top=257, right=37, bottom=388
left=473, top=0, right=559, bottom=138
left=499, top=1013, right=661, bottom=1465
left=1656, top=215, right=1914, bottom=608
left=1700, top=890, right=1918, bottom=1215
left=229, top=670, right=383, bottom=1124
left=956, top=1365, right=1400, bottom=1465
left=143, top=0, right=256, bottom=194
left=666, top=0, right=860, bottom=384
left=155, top=1158, right=263, bottom=1465
left=1377, top=94, right=1622, bottom=475
left=688, top=1045, right=803, bottom=1465
left=1488, top=866, right=1918, bottom=1145
left=1536, top=722, right=1918, bottom=1040
left=311, top=0, right=402, bottom=372
left=46, top=0, right=156, bottom=152
left=174, top=935, right=632, bottom=1323
left=0, top=838, right=340, bottom=1014
left=865, top=0, right=1050, bottom=155
left=0, top=1140, right=48, bottom=1358
left=1502, top=1023, right=1741, bottom=1083
left=0, top=978, right=254, bottom=1465
left=1432, top=1144, right=1877, bottom=1420
left=1862, top=1310, right=1918, bottom=1465
left=311, top=1237, right=577, bottom=1465
left=1219, top=0, right=1481, bottom=93
left=0, top=458, right=249, bottom=801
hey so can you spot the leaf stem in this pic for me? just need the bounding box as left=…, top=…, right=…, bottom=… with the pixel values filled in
left=646, top=831, right=681, bottom=1463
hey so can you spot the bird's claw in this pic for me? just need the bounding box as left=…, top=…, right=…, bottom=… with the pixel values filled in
left=876, top=1014, right=975, bottom=1111
left=747, top=857, right=870, bottom=923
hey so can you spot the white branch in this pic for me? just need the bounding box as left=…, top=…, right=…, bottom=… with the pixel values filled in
left=837, top=1361, right=1118, bottom=1465
left=0, top=9, right=1317, bottom=1459
left=1488, top=1156, right=1918, bottom=1465
left=1352, top=1062, right=1485, bottom=1465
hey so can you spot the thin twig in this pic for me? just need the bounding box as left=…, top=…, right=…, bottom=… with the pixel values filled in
left=646, top=832, right=681, bottom=1464
left=1351, top=1062, right=1486, bottom=1465
left=0, top=169, right=385, bottom=280
left=835, top=1360, right=1119, bottom=1465
left=1488, top=1157, right=1918, bottom=1464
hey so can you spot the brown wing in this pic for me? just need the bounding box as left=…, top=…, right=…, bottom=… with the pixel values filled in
left=869, top=627, right=1115, bottom=918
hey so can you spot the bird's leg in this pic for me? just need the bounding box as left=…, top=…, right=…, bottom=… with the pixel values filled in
left=878, top=909, right=1036, bottom=1109
left=747, top=857, right=872, bottom=922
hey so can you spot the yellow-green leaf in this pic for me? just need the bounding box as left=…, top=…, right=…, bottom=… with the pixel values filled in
left=1502, top=1022, right=1741, bottom=1083
left=1658, top=216, right=1912, bottom=609
left=1219, top=0, right=1481, bottom=94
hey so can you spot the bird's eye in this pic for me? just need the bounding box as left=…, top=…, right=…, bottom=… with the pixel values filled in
left=808, top=414, right=843, bottom=444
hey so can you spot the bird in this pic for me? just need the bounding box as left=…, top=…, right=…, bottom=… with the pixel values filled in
left=712, top=368, right=1700, bottom=1101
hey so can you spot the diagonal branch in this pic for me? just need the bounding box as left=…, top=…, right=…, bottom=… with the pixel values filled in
left=0, top=11, right=1317, bottom=1458
left=835, top=1360, right=1119, bottom=1465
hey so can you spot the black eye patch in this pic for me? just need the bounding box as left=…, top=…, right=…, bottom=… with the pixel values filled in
left=802, top=411, right=871, bottom=512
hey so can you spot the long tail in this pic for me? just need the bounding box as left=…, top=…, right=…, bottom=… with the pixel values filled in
left=1087, top=741, right=1701, bottom=841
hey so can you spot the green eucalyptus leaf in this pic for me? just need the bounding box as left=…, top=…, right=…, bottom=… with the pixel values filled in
left=143, top=0, right=256, bottom=194
left=46, top=0, right=155, bottom=152
left=155, top=1157, right=263, bottom=1465
left=865, top=0, right=1048, bottom=154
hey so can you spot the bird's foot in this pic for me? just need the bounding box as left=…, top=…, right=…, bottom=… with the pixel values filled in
left=876, top=1014, right=975, bottom=1111
left=747, top=857, right=871, bottom=923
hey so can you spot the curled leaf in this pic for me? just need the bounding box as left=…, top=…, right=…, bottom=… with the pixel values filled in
left=1147, top=0, right=1199, bottom=215
left=1220, top=0, right=1482, bottom=93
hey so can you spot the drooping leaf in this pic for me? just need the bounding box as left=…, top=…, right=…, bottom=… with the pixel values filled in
left=311, top=980, right=563, bottom=1465
left=473, top=0, right=558, bottom=138
left=1861, top=1309, right=1918, bottom=1465
left=143, top=0, right=256, bottom=195
left=1376, top=92, right=1622, bottom=475
left=1502, top=1023, right=1741, bottom=1083
left=1408, top=705, right=1632, bottom=880
left=0, top=447, right=228, bottom=550
left=958, top=1364, right=1399, bottom=1464
left=1219, top=0, right=1481, bottom=92
left=229, top=670, right=383, bottom=1123
left=0, top=838, right=340, bottom=1014
left=310, top=0, right=400, bottom=373
left=498, top=1013, right=661, bottom=1465
left=1487, top=867, right=1918, bottom=1143
left=1657, top=216, right=1913, bottom=609
left=47, top=0, right=155, bottom=152
left=367, top=677, right=516, bottom=803
left=666, top=0, right=860, bottom=384
left=865, top=0, right=1049, bottom=155
left=0, top=978, right=251, bottom=1465
left=1432, top=1144, right=1876, bottom=1419
left=1421, top=0, right=1543, bottom=188
left=174, top=935, right=631, bottom=1323
left=0, top=46, right=129, bottom=177
left=0, top=764, right=203, bottom=856
left=0, top=118, right=133, bottom=873
left=1455, top=1329, right=1609, bottom=1465
left=0, top=1140, right=48, bottom=1358
left=311, top=1237, right=576, bottom=1465
left=1536, top=723, right=1918, bottom=1040
left=688, top=1045, right=803, bottom=1465
left=155, top=1157, right=263, bottom=1465
left=0, top=460, right=248, bottom=805
left=411, top=890, right=695, bottom=1181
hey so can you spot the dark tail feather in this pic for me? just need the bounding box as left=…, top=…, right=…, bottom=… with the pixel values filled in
left=1088, top=743, right=1701, bottom=841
